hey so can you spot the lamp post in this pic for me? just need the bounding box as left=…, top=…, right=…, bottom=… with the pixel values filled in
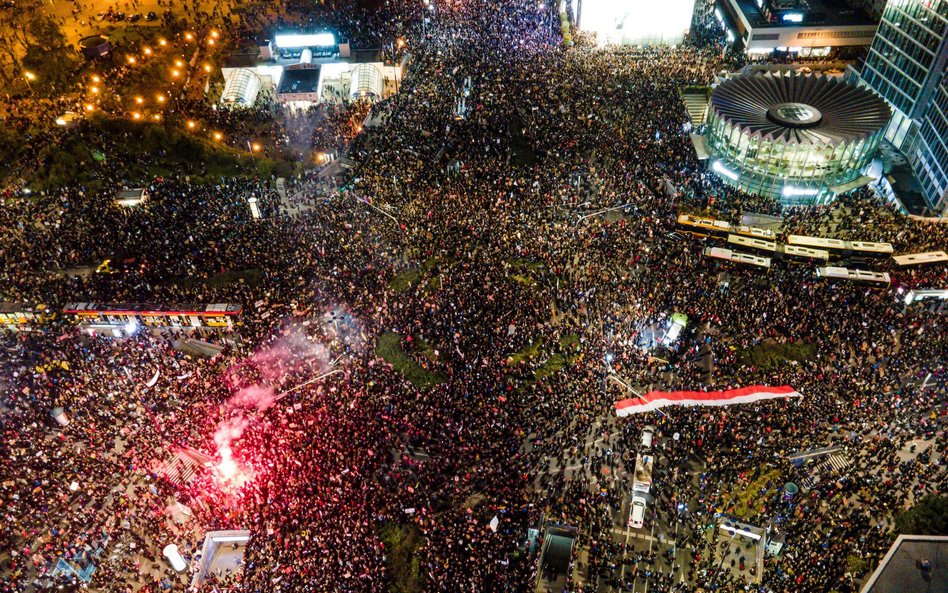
left=24, top=71, right=36, bottom=93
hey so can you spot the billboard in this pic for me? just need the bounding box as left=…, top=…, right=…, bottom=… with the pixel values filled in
left=578, top=0, right=695, bottom=45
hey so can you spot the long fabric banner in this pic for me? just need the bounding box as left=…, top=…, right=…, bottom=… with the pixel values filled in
left=615, top=385, right=801, bottom=417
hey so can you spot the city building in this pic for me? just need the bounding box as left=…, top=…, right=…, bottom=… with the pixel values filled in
left=714, top=0, right=878, bottom=57
left=216, top=31, right=401, bottom=110
left=860, top=535, right=948, bottom=593
left=856, top=0, right=948, bottom=214
left=704, top=72, right=890, bottom=205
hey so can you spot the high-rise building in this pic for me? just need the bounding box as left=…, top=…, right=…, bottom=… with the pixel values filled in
left=859, top=0, right=948, bottom=213
left=913, top=70, right=948, bottom=213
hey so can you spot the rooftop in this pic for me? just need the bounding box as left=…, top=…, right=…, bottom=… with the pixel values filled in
left=861, top=535, right=948, bottom=593
left=277, top=67, right=320, bottom=95
left=709, top=73, right=891, bottom=145
left=728, top=0, right=877, bottom=28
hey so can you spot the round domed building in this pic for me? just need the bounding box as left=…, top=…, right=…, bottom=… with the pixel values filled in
left=705, top=73, right=890, bottom=206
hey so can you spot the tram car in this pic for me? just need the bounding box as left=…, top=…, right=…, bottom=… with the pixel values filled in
left=63, top=303, right=242, bottom=335
left=0, top=303, right=54, bottom=331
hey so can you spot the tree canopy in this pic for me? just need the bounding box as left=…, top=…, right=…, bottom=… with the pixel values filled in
left=895, top=495, right=948, bottom=536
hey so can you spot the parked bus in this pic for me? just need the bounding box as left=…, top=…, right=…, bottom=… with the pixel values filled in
left=815, top=267, right=890, bottom=286
left=677, top=214, right=731, bottom=238
left=703, top=247, right=771, bottom=270
left=787, top=235, right=849, bottom=252
left=849, top=241, right=894, bottom=258
left=727, top=234, right=777, bottom=255
left=734, top=224, right=777, bottom=241
left=892, top=251, right=948, bottom=267
left=778, top=244, right=830, bottom=262
left=788, top=235, right=893, bottom=258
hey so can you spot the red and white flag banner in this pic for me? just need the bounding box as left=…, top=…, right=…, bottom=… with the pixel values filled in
left=615, top=385, right=801, bottom=417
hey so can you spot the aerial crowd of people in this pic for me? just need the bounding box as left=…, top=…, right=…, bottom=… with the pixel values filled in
left=0, top=0, right=946, bottom=593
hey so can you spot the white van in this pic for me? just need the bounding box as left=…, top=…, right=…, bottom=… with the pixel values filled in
left=641, top=425, right=655, bottom=449
left=629, top=494, right=647, bottom=529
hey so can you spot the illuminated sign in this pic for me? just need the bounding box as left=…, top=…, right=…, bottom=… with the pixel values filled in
left=782, top=12, right=804, bottom=22
left=782, top=186, right=820, bottom=197
left=274, top=33, right=336, bottom=48
left=579, top=0, right=694, bottom=45
left=713, top=161, right=739, bottom=181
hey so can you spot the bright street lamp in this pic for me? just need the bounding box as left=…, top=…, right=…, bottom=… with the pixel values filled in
left=23, top=71, right=35, bottom=92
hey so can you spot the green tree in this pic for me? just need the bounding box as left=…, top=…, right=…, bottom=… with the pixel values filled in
left=18, top=16, right=76, bottom=95
left=895, top=495, right=948, bottom=535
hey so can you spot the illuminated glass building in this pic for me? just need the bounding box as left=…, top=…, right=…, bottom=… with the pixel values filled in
left=858, top=0, right=948, bottom=214
left=705, top=73, right=891, bottom=205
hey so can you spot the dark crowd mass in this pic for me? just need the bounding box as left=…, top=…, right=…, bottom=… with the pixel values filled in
left=0, top=1, right=946, bottom=593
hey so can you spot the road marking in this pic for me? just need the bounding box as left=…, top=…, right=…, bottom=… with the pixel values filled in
left=611, top=528, right=660, bottom=542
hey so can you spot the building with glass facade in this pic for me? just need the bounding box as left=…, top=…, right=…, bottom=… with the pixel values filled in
left=858, top=0, right=948, bottom=214
left=705, top=73, right=891, bottom=205
left=914, top=72, right=948, bottom=213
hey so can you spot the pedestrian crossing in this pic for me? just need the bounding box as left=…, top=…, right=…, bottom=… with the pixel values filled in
left=160, top=453, right=203, bottom=486
left=801, top=453, right=851, bottom=489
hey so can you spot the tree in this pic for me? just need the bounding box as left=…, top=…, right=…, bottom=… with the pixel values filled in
left=895, top=495, right=948, bottom=536
left=17, top=16, right=76, bottom=95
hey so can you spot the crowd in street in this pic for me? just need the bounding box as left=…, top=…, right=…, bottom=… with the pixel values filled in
left=1, top=0, right=946, bottom=593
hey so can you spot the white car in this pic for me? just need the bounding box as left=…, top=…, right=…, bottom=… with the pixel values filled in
left=629, top=495, right=647, bottom=529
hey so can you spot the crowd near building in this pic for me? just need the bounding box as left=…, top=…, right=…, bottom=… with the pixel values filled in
left=703, top=72, right=890, bottom=205
left=0, top=0, right=946, bottom=593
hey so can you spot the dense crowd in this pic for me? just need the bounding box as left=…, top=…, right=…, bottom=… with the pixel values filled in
left=1, top=0, right=946, bottom=593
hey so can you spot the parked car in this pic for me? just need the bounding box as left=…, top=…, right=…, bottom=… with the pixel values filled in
left=629, top=494, right=647, bottom=529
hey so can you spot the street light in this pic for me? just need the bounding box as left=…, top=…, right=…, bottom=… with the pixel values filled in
left=213, top=131, right=223, bottom=141
left=23, top=71, right=35, bottom=92
left=186, top=120, right=197, bottom=130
